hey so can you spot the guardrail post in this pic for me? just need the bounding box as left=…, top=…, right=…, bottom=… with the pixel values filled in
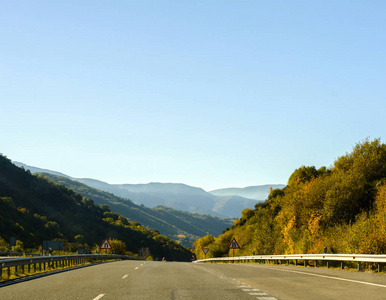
left=357, top=262, right=361, bottom=272
left=378, top=263, right=383, bottom=272
left=327, top=261, right=330, bottom=268
left=295, top=259, right=298, bottom=266
left=304, top=260, right=307, bottom=267
left=7, top=267, right=10, bottom=278
left=341, top=262, right=344, bottom=269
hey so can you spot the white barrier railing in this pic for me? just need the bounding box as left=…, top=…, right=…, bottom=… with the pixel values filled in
left=194, top=254, right=386, bottom=272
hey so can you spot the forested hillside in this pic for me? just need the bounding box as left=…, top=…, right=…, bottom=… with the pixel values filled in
left=194, top=139, right=386, bottom=259
left=0, top=155, right=192, bottom=261
left=35, top=173, right=233, bottom=247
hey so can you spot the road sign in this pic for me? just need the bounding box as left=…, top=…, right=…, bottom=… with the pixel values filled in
left=203, top=248, right=209, bottom=255
left=100, top=238, right=112, bottom=250
left=228, top=238, right=240, bottom=249
left=43, top=240, right=63, bottom=250
left=9, top=237, right=16, bottom=247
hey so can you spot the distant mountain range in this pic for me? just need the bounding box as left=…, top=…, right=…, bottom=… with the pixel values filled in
left=210, top=185, right=286, bottom=200
left=14, top=162, right=283, bottom=219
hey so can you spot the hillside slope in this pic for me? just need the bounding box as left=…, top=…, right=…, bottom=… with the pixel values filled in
left=0, top=155, right=191, bottom=261
left=195, top=139, right=386, bottom=259
left=37, top=173, right=233, bottom=247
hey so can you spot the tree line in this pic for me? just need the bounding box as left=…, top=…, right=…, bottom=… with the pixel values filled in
left=194, top=139, right=386, bottom=259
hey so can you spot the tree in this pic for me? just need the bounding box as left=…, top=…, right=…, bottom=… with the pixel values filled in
left=287, top=166, right=318, bottom=186
left=74, top=234, right=85, bottom=243
left=109, top=239, right=127, bottom=255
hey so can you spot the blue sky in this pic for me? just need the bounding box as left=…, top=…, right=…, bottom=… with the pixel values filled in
left=1, top=1, right=385, bottom=191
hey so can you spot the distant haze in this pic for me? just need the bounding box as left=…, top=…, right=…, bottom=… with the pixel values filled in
left=13, top=161, right=285, bottom=218
left=210, top=185, right=286, bottom=201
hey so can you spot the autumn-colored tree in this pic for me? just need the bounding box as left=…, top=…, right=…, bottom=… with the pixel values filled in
left=195, top=139, right=386, bottom=257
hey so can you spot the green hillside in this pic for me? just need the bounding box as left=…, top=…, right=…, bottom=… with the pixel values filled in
left=37, top=173, right=233, bottom=247
left=195, top=139, right=386, bottom=259
left=0, top=155, right=191, bottom=261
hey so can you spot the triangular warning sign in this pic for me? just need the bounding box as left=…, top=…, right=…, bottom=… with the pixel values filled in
left=203, top=248, right=209, bottom=254
left=100, top=238, right=112, bottom=249
left=228, top=238, right=240, bottom=249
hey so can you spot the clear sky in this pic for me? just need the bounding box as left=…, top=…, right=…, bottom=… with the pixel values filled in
left=1, top=1, right=385, bottom=191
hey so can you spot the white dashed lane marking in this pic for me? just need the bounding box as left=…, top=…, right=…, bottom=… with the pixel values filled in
left=93, top=294, right=105, bottom=300
left=238, top=284, right=277, bottom=299
left=122, top=274, right=128, bottom=279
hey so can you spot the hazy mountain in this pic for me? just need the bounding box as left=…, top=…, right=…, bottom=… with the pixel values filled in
left=114, top=183, right=216, bottom=214
left=109, top=183, right=260, bottom=217
left=212, top=195, right=260, bottom=216
left=210, top=184, right=286, bottom=200
left=13, top=161, right=280, bottom=218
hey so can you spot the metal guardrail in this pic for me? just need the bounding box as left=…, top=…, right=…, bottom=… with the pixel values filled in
left=0, top=254, right=142, bottom=281
left=194, top=254, right=386, bottom=272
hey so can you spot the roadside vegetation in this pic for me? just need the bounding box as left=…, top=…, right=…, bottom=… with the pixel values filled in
left=195, top=139, right=386, bottom=260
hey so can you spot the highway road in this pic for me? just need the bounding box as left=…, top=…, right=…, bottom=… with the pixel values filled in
left=0, top=260, right=385, bottom=299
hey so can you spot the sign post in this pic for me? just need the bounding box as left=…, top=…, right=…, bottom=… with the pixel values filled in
left=203, top=248, right=209, bottom=259
left=228, top=238, right=240, bottom=262
left=100, top=238, right=112, bottom=254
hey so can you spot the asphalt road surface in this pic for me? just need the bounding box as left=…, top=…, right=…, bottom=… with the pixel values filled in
left=0, top=260, right=385, bottom=300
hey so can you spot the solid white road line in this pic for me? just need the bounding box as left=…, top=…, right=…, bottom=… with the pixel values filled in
left=93, top=294, right=105, bottom=300
left=262, top=266, right=386, bottom=288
